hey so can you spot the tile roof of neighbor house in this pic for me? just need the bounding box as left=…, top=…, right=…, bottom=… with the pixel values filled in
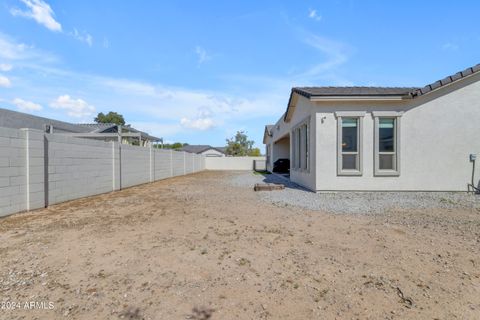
left=179, top=145, right=226, bottom=154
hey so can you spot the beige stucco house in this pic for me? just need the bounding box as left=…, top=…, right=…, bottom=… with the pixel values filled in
left=264, top=64, right=480, bottom=192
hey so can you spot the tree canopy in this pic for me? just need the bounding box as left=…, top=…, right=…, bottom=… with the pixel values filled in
left=225, top=131, right=259, bottom=156
left=94, top=112, right=126, bottom=126
left=154, top=142, right=188, bottom=150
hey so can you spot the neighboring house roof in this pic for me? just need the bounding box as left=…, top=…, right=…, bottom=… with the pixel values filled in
left=75, top=123, right=118, bottom=133
left=0, top=107, right=161, bottom=141
left=284, top=63, right=480, bottom=121
left=0, top=107, right=91, bottom=133
left=216, top=147, right=227, bottom=154
left=179, top=145, right=226, bottom=154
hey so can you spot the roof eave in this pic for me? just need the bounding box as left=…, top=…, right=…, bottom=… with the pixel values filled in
left=309, top=95, right=411, bottom=101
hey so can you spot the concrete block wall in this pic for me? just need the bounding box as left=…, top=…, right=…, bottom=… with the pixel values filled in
left=120, top=144, right=151, bottom=188
left=185, top=152, right=194, bottom=174
left=46, top=134, right=115, bottom=205
left=154, top=149, right=173, bottom=180
left=195, top=154, right=205, bottom=171
left=172, top=151, right=185, bottom=176
left=25, top=129, right=46, bottom=211
left=0, top=126, right=206, bottom=217
left=0, top=127, right=28, bottom=216
left=205, top=156, right=266, bottom=170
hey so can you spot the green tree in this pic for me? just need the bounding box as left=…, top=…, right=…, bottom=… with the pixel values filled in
left=225, top=131, right=256, bottom=156
left=156, top=142, right=188, bottom=150
left=248, top=147, right=261, bottom=156
left=94, top=112, right=126, bottom=126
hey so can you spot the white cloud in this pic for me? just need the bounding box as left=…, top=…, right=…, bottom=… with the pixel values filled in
left=0, top=63, right=13, bottom=71
left=0, top=33, right=30, bottom=60
left=10, top=0, right=62, bottom=32
left=308, top=9, right=322, bottom=21
left=101, top=78, right=157, bottom=96
left=442, top=42, right=459, bottom=51
left=298, top=33, right=351, bottom=81
left=180, top=117, right=216, bottom=130
left=50, top=95, right=95, bottom=117
left=71, top=29, right=93, bottom=47
left=130, top=121, right=182, bottom=138
left=103, top=37, right=110, bottom=49
left=195, top=46, right=211, bottom=65
left=0, top=75, right=11, bottom=87
left=0, top=32, right=57, bottom=62
left=12, top=98, right=42, bottom=112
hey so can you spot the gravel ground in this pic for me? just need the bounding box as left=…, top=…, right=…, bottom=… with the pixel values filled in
left=229, top=171, right=480, bottom=214
left=1, top=171, right=479, bottom=319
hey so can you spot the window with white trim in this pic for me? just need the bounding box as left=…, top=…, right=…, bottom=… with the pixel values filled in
left=336, top=112, right=364, bottom=176
left=291, top=119, right=309, bottom=171
left=374, top=113, right=401, bottom=176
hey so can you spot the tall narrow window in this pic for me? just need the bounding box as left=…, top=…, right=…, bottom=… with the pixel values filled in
left=291, top=130, right=296, bottom=168
left=296, top=127, right=301, bottom=169
left=266, top=144, right=271, bottom=167
left=374, top=112, right=401, bottom=176
left=336, top=112, right=364, bottom=176
left=304, top=124, right=309, bottom=171
left=291, top=118, right=310, bottom=172
left=378, top=118, right=395, bottom=170
left=342, top=118, right=359, bottom=170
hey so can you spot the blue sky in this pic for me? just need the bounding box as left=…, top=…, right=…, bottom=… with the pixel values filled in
left=0, top=1, right=478, bottom=148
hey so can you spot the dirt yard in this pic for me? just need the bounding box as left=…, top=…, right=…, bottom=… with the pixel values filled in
left=0, top=171, right=479, bottom=320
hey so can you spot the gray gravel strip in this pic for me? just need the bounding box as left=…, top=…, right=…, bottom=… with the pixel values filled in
left=228, top=172, right=480, bottom=214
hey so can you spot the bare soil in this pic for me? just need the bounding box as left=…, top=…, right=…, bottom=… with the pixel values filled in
left=0, top=171, right=479, bottom=320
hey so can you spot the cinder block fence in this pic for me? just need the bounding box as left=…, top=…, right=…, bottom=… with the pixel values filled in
left=0, top=127, right=205, bottom=217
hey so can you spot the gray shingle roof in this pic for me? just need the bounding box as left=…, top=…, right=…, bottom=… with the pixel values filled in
left=0, top=107, right=160, bottom=141
left=75, top=123, right=117, bottom=132
left=179, top=145, right=226, bottom=154
left=0, top=107, right=90, bottom=133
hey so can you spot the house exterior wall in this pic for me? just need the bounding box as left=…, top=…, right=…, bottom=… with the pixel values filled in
left=312, top=73, right=480, bottom=191
left=265, top=143, right=273, bottom=172
left=200, top=149, right=225, bottom=157
left=268, top=97, right=317, bottom=190
left=272, top=137, right=289, bottom=162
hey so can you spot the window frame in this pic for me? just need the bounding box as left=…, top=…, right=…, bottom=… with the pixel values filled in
left=266, top=143, right=271, bottom=167
left=373, top=111, right=402, bottom=176
left=335, top=112, right=365, bottom=176
left=291, top=117, right=310, bottom=173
